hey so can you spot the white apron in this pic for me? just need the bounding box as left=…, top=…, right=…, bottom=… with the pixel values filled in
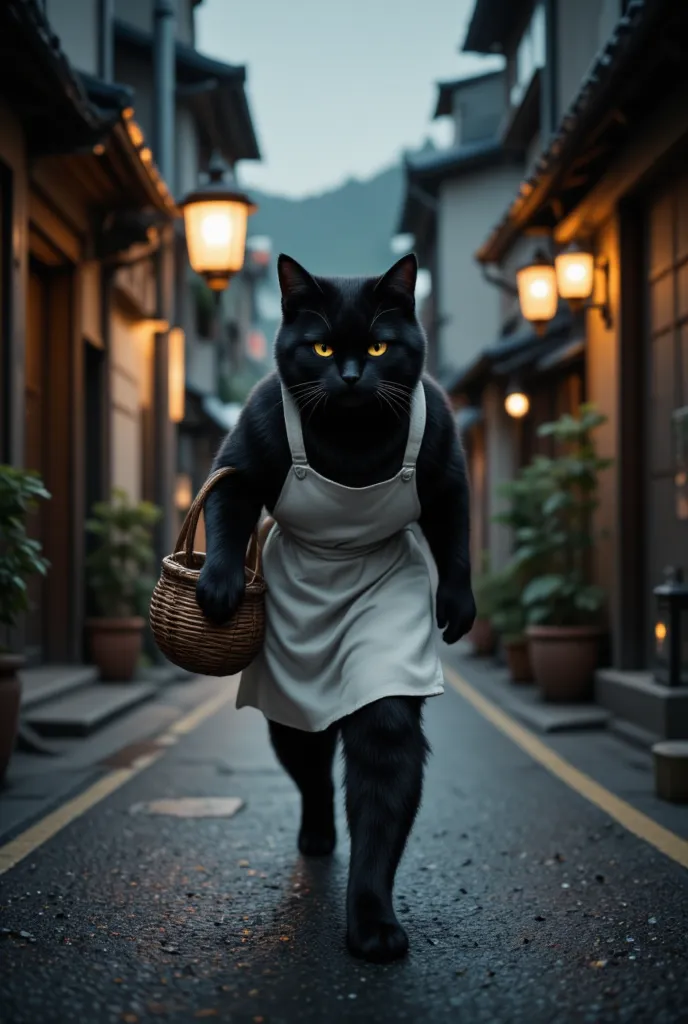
left=236, top=380, right=444, bottom=731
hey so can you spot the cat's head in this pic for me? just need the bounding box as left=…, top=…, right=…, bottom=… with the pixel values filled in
left=274, top=253, right=426, bottom=410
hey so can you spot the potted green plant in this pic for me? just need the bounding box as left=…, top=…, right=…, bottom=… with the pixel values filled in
left=468, top=552, right=499, bottom=656
left=0, top=466, right=50, bottom=781
left=490, top=461, right=555, bottom=682
left=86, top=489, right=161, bottom=682
left=490, top=566, right=532, bottom=682
left=516, top=405, right=611, bottom=702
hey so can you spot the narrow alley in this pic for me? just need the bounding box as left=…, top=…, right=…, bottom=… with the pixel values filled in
left=2, top=650, right=687, bottom=1023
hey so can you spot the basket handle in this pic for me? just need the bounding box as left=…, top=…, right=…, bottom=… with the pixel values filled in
left=175, top=467, right=262, bottom=576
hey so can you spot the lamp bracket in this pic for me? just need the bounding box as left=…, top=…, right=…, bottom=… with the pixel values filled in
left=481, top=264, right=518, bottom=297
left=564, top=256, right=612, bottom=328
left=587, top=257, right=612, bottom=329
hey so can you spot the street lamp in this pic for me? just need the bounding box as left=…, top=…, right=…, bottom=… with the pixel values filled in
left=653, top=567, right=688, bottom=687
left=179, top=151, right=257, bottom=292
left=554, top=242, right=594, bottom=305
left=554, top=241, right=612, bottom=328
left=516, top=249, right=558, bottom=335
left=504, top=380, right=530, bottom=419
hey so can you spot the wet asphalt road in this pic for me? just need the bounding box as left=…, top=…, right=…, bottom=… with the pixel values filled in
left=1, top=669, right=688, bottom=1024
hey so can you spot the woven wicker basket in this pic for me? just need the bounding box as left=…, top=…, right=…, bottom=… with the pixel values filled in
left=149, top=467, right=267, bottom=677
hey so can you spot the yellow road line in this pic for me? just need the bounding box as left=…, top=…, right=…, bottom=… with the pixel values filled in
left=166, top=682, right=237, bottom=736
left=444, top=664, right=688, bottom=871
left=0, top=685, right=236, bottom=876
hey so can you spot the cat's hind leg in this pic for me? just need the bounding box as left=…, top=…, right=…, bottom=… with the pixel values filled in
left=341, top=696, right=428, bottom=963
left=269, top=720, right=338, bottom=856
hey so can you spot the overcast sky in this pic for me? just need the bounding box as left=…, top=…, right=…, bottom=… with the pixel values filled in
left=195, top=0, right=501, bottom=198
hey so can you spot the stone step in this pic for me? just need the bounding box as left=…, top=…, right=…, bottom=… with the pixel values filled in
left=19, top=665, right=99, bottom=710
left=24, top=683, right=158, bottom=738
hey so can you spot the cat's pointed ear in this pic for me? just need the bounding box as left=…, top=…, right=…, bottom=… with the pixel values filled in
left=277, top=254, right=320, bottom=308
left=375, top=253, right=417, bottom=307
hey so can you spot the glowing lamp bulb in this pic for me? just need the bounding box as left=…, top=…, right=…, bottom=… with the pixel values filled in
left=555, top=245, right=595, bottom=301
left=516, top=256, right=558, bottom=327
left=201, top=211, right=233, bottom=247
left=505, top=389, right=530, bottom=419
left=529, top=279, right=551, bottom=299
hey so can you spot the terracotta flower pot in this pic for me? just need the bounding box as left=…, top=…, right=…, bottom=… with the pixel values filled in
left=468, top=617, right=496, bottom=656
left=503, top=637, right=533, bottom=683
left=527, top=625, right=602, bottom=702
left=86, top=617, right=145, bottom=682
left=0, top=654, right=23, bottom=783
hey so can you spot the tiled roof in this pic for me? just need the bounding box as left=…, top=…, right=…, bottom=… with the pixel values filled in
left=1, top=2, right=176, bottom=213
left=462, top=0, right=528, bottom=55
left=444, top=311, right=574, bottom=395
left=114, top=19, right=260, bottom=162
left=2, top=0, right=117, bottom=142
left=476, top=0, right=663, bottom=263
left=406, top=138, right=505, bottom=178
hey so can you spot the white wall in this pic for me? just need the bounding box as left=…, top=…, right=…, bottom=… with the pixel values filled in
left=437, top=163, right=524, bottom=374
left=586, top=214, right=621, bottom=653
left=46, top=0, right=98, bottom=74
left=110, top=308, right=147, bottom=502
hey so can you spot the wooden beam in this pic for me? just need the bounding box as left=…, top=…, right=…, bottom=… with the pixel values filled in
left=555, top=82, right=688, bottom=244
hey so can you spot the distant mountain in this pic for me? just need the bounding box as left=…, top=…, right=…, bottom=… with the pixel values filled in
left=246, top=163, right=405, bottom=278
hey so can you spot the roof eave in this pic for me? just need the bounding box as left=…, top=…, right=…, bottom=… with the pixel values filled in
left=476, top=0, right=677, bottom=264
left=462, top=0, right=528, bottom=55
left=1, top=0, right=115, bottom=152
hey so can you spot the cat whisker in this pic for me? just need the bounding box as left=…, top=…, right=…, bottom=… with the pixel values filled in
left=302, top=308, right=332, bottom=332
left=379, top=379, right=413, bottom=394
left=378, top=383, right=411, bottom=411
left=369, top=307, right=399, bottom=330
left=289, top=382, right=322, bottom=394
left=306, top=390, right=328, bottom=424
left=296, top=387, right=326, bottom=414
left=376, top=389, right=402, bottom=420
left=291, top=384, right=323, bottom=403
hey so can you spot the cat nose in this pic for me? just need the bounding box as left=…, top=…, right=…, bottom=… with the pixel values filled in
left=341, top=360, right=360, bottom=386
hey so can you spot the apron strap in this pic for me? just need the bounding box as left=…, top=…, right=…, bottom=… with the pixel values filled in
left=280, top=383, right=308, bottom=469
left=401, top=381, right=427, bottom=474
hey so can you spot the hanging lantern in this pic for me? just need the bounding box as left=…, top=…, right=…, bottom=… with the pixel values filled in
left=179, top=151, right=257, bottom=292
left=504, top=381, right=530, bottom=419
left=516, top=249, right=558, bottom=334
left=653, top=567, right=688, bottom=687
left=555, top=242, right=595, bottom=305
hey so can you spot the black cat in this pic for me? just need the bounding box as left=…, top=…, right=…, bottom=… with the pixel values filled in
left=196, top=252, right=475, bottom=963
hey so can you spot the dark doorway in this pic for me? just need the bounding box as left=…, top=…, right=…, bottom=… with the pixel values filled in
left=84, top=341, right=106, bottom=525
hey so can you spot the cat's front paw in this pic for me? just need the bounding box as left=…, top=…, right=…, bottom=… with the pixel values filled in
left=196, top=559, right=245, bottom=625
left=436, top=578, right=476, bottom=645
left=347, top=892, right=409, bottom=963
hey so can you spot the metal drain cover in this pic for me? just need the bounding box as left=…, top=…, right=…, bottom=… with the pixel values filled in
left=130, top=797, right=244, bottom=818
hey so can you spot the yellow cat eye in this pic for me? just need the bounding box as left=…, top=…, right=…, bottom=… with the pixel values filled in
left=313, top=343, right=333, bottom=357
left=368, top=341, right=388, bottom=357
